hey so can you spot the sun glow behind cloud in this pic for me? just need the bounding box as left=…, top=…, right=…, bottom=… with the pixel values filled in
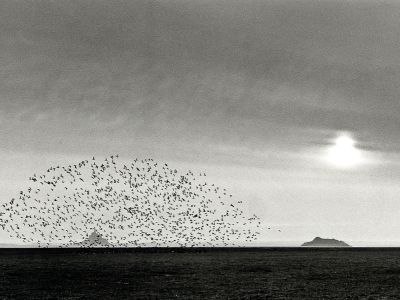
left=325, top=133, right=363, bottom=169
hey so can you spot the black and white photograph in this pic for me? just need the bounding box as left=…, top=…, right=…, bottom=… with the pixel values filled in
left=1, top=0, right=400, bottom=298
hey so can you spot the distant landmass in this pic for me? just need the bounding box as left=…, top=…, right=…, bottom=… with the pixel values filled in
left=0, top=243, right=37, bottom=248
left=73, top=231, right=111, bottom=247
left=302, top=237, right=350, bottom=247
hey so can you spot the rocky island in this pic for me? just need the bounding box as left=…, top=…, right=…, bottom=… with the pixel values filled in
left=74, top=230, right=111, bottom=247
left=301, top=237, right=350, bottom=247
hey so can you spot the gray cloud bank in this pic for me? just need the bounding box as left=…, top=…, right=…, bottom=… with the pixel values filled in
left=1, top=0, right=400, bottom=159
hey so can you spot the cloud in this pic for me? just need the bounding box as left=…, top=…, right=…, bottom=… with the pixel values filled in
left=1, top=0, right=400, bottom=159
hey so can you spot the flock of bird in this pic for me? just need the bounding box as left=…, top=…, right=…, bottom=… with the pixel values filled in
left=0, top=155, right=261, bottom=247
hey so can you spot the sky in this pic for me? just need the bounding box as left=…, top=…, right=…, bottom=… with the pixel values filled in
left=2, top=0, right=400, bottom=245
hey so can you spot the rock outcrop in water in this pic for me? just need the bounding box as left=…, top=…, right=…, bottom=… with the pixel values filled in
left=74, top=230, right=111, bottom=247
left=301, top=237, right=350, bottom=247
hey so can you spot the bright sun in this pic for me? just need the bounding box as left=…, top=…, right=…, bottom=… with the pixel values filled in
left=326, top=134, right=362, bottom=169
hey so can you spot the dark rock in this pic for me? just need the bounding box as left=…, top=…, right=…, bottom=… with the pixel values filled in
left=301, top=237, right=350, bottom=247
left=74, top=230, right=111, bottom=247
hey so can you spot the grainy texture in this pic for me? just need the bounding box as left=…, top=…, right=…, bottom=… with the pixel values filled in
left=0, top=248, right=399, bottom=299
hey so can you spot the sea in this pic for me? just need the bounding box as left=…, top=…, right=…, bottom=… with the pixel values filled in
left=0, top=247, right=399, bottom=299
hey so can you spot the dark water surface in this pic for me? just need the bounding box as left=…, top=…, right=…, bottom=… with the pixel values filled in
left=0, top=248, right=400, bottom=299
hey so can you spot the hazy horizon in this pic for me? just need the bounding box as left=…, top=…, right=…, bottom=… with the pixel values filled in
left=2, top=0, right=400, bottom=246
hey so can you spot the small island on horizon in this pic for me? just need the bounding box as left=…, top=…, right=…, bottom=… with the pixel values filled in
left=301, top=237, right=350, bottom=247
left=73, top=230, right=111, bottom=248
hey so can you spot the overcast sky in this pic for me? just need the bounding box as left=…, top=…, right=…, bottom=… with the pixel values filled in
left=2, top=0, right=400, bottom=245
